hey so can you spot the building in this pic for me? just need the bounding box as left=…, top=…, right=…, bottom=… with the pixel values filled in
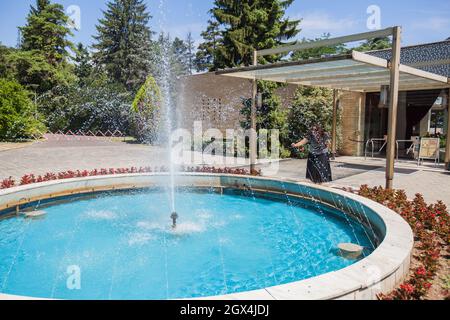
left=342, top=40, right=450, bottom=156
left=178, top=39, right=450, bottom=159
left=177, top=72, right=298, bottom=132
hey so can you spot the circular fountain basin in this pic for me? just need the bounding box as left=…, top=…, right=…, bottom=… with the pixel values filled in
left=0, top=174, right=413, bottom=300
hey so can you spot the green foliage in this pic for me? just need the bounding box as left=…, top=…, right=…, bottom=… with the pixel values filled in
left=1, top=49, right=76, bottom=94
left=291, top=33, right=347, bottom=60
left=0, top=45, right=14, bottom=79
left=20, top=0, right=74, bottom=66
left=209, top=0, right=300, bottom=68
left=38, top=76, right=133, bottom=132
left=0, top=79, right=46, bottom=140
left=74, top=43, right=93, bottom=86
left=170, top=36, right=190, bottom=77
left=353, top=37, right=392, bottom=52
left=288, top=86, right=338, bottom=157
left=185, top=32, right=196, bottom=75
left=241, top=81, right=290, bottom=158
left=195, top=19, right=222, bottom=72
left=92, top=0, right=154, bottom=91
left=130, top=76, right=161, bottom=143
left=241, top=82, right=286, bottom=131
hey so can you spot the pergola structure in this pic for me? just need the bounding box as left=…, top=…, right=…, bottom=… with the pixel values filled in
left=217, top=27, right=450, bottom=189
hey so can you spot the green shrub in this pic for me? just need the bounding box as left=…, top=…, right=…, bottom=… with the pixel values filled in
left=0, top=79, right=46, bottom=140
left=130, top=76, right=161, bottom=143
left=288, top=86, right=340, bottom=158
left=38, top=79, right=132, bottom=133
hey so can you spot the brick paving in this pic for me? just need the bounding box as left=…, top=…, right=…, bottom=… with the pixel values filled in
left=0, top=137, right=168, bottom=180
left=1, top=137, right=448, bottom=207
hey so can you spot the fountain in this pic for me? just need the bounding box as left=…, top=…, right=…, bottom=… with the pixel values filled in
left=170, top=211, right=178, bottom=228
left=0, top=175, right=414, bottom=300
left=0, top=1, right=414, bottom=301
left=157, top=0, right=177, bottom=227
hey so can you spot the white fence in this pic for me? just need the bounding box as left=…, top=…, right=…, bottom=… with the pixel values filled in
left=32, top=130, right=126, bottom=142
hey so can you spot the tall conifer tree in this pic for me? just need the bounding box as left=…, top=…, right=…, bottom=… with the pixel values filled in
left=185, top=32, right=196, bottom=75
left=92, top=0, right=153, bottom=90
left=211, top=0, right=300, bottom=68
left=20, top=0, right=74, bottom=66
left=195, top=19, right=222, bottom=72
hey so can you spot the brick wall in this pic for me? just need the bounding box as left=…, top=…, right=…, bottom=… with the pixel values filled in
left=177, top=73, right=367, bottom=156
left=177, top=72, right=297, bottom=132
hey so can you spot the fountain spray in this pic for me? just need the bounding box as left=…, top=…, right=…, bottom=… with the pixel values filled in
left=158, top=0, right=177, bottom=227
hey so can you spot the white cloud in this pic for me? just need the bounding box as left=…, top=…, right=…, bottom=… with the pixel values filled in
left=295, top=11, right=359, bottom=38
left=412, top=17, right=450, bottom=31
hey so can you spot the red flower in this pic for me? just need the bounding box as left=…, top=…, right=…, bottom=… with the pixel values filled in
left=415, top=267, right=427, bottom=276
left=0, top=177, right=15, bottom=189
left=400, top=283, right=415, bottom=294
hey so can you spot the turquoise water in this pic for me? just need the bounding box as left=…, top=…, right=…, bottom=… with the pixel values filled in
left=0, top=189, right=375, bottom=300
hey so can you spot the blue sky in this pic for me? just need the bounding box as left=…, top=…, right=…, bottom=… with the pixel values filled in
left=0, top=0, right=449, bottom=49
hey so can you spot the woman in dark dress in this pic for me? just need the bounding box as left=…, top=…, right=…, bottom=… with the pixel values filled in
left=291, top=124, right=333, bottom=184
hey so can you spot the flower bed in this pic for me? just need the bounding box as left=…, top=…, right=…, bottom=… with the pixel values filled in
left=354, top=185, right=449, bottom=300
left=1, top=166, right=261, bottom=190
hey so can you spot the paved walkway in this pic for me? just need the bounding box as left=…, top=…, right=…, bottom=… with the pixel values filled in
left=0, top=138, right=168, bottom=179
left=1, top=138, right=449, bottom=207
left=0, top=142, right=33, bottom=152
left=258, top=158, right=450, bottom=207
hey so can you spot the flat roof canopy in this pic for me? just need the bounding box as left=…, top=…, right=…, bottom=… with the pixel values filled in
left=216, top=51, right=450, bottom=92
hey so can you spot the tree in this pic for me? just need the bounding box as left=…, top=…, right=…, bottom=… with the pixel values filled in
left=74, top=43, right=93, bottom=86
left=1, top=48, right=76, bottom=94
left=195, top=19, right=222, bottom=72
left=0, top=45, right=14, bottom=79
left=291, top=33, right=347, bottom=60
left=185, top=32, right=196, bottom=75
left=0, top=79, right=46, bottom=140
left=171, top=37, right=189, bottom=77
left=288, top=86, right=337, bottom=158
left=10, top=0, right=76, bottom=95
left=38, top=73, right=133, bottom=132
left=20, top=0, right=74, bottom=66
left=353, top=37, right=391, bottom=52
left=211, top=0, right=300, bottom=68
left=204, top=1, right=300, bottom=156
left=92, top=0, right=154, bottom=91
left=240, top=81, right=290, bottom=157
left=130, top=76, right=161, bottom=143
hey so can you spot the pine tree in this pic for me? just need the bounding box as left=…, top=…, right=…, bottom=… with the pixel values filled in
left=195, top=19, right=222, bottom=72
left=171, top=37, right=189, bottom=77
left=20, top=0, right=74, bottom=66
left=185, top=32, right=196, bottom=75
left=74, top=43, right=92, bottom=86
left=211, top=0, right=300, bottom=68
left=92, top=0, right=154, bottom=91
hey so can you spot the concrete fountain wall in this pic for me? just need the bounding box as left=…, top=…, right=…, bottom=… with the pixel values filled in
left=0, top=173, right=414, bottom=300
